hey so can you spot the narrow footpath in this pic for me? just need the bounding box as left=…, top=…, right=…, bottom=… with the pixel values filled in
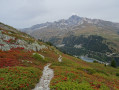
left=58, top=55, right=62, bottom=62
left=33, top=63, right=54, bottom=90
left=33, top=54, right=62, bottom=90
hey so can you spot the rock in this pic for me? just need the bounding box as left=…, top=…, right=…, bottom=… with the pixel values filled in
left=33, top=64, right=54, bottom=90
left=2, top=44, right=10, bottom=51
left=0, top=32, right=47, bottom=51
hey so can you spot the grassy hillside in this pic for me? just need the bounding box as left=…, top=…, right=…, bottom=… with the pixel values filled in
left=0, top=22, right=119, bottom=90
left=51, top=54, right=119, bottom=90
left=73, top=24, right=119, bottom=51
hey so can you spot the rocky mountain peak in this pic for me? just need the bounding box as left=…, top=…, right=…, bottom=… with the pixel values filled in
left=68, top=15, right=81, bottom=20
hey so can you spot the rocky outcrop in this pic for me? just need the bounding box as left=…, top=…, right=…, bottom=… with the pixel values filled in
left=0, top=30, right=47, bottom=51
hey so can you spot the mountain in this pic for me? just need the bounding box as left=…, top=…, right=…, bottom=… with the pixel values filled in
left=22, top=15, right=119, bottom=38
left=21, top=15, right=119, bottom=64
left=22, top=15, right=119, bottom=34
left=1, top=22, right=119, bottom=89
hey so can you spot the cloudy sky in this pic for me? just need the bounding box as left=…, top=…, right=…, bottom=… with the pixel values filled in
left=0, top=0, right=119, bottom=28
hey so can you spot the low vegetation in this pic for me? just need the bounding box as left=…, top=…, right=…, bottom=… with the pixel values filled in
left=0, top=22, right=119, bottom=90
left=0, top=67, right=40, bottom=90
left=50, top=54, right=119, bottom=90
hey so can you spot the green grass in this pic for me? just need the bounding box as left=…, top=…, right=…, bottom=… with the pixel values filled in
left=0, top=66, right=41, bottom=90
left=50, top=54, right=119, bottom=90
left=32, top=53, right=48, bottom=63
left=50, top=81, right=94, bottom=90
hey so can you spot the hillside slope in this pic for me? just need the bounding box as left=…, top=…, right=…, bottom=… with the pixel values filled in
left=0, top=22, right=119, bottom=90
left=22, top=15, right=119, bottom=64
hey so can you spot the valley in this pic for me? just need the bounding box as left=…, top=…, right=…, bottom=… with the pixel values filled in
left=0, top=17, right=119, bottom=90
left=21, top=15, right=119, bottom=66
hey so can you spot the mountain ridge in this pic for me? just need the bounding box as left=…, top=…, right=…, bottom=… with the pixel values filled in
left=21, top=15, right=119, bottom=42
left=21, top=15, right=119, bottom=33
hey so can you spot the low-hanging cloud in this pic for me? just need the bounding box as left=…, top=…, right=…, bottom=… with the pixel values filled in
left=0, top=0, right=119, bottom=28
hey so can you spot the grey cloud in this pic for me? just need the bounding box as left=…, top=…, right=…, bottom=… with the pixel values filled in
left=0, top=0, right=119, bottom=28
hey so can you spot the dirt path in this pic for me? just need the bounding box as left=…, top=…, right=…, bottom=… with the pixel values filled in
left=33, top=63, right=54, bottom=90
left=58, top=55, right=62, bottom=62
